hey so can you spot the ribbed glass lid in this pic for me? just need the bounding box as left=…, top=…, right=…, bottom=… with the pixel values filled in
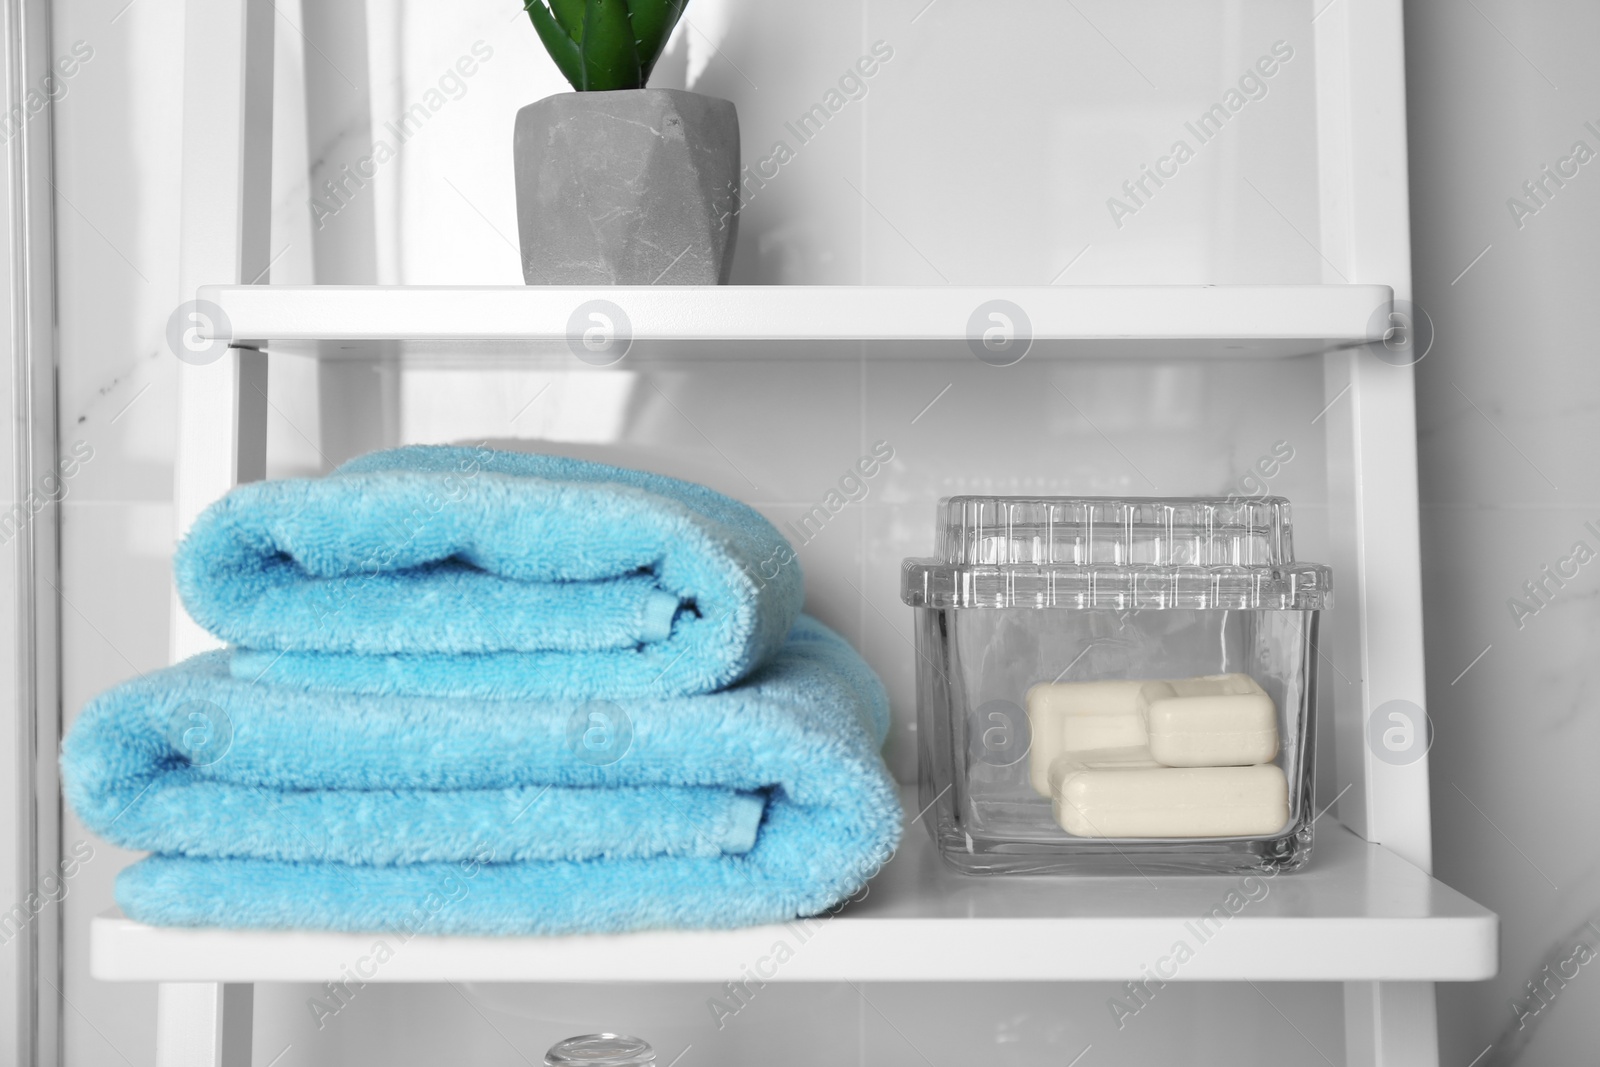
left=902, top=496, right=1331, bottom=610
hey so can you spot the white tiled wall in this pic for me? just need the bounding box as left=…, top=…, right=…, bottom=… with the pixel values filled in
left=388, top=353, right=1329, bottom=784
left=47, top=0, right=1442, bottom=1064
left=366, top=0, right=1325, bottom=287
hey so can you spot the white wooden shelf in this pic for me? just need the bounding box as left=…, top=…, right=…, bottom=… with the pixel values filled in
left=92, top=800, right=1494, bottom=985
left=195, top=283, right=1392, bottom=360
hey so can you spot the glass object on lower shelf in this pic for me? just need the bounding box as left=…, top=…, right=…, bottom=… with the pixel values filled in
left=545, top=1034, right=656, bottom=1066
left=902, top=496, right=1331, bottom=875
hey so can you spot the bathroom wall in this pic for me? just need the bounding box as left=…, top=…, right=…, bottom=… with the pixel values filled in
left=51, top=0, right=1372, bottom=1063
left=1405, top=2, right=1600, bottom=1065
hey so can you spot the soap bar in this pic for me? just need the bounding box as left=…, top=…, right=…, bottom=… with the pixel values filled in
left=1137, top=673, right=1278, bottom=767
left=1024, top=681, right=1150, bottom=796
left=1050, top=762, right=1290, bottom=838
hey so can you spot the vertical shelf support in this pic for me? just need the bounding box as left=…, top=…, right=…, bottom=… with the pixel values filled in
left=155, top=983, right=254, bottom=1067
left=1314, top=0, right=1430, bottom=872
left=172, top=0, right=275, bottom=660
left=1315, top=1, right=1442, bottom=1064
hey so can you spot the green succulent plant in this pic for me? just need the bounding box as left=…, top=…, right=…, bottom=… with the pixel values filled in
left=522, top=0, right=687, bottom=92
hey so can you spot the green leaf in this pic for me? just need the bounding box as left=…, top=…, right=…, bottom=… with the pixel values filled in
left=579, top=0, right=642, bottom=91
left=548, top=0, right=586, bottom=42
left=523, top=0, right=585, bottom=90
left=629, top=0, right=687, bottom=82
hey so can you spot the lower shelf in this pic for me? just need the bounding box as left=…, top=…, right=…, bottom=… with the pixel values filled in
left=91, top=794, right=1495, bottom=984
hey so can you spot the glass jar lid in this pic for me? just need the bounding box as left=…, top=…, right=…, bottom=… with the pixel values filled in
left=901, top=496, right=1331, bottom=610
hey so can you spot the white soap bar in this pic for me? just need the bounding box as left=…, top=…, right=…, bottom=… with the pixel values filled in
left=1137, top=673, right=1278, bottom=767
left=1024, top=681, right=1150, bottom=796
left=1050, top=762, right=1290, bottom=838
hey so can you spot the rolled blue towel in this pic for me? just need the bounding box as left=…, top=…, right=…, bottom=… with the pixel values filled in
left=62, top=617, right=903, bottom=935
left=175, top=445, right=803, bottom=700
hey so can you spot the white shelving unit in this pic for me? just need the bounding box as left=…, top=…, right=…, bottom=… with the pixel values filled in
left=111, top=1, right=1492, bottom=1065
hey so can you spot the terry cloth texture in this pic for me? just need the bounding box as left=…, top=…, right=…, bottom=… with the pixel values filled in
left=62, top=617, right=903, bottom=935
left=175, top=445, right=804, bottom=700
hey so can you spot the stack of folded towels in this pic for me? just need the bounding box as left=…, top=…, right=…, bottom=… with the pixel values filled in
left=62, top=445, right=901, bottom=935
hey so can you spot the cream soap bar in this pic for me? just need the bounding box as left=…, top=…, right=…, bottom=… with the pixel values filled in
left=1050, top=762, right=1290, bottom=838
left=1137, top=673, right=1278, bottom=767
left=1024, top=681, right=1150, bottom=796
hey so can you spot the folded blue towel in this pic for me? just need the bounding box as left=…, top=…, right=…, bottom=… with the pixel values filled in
left=175, top=445, right=803, bottom=700
left=62, top=617, right=903, bottom=935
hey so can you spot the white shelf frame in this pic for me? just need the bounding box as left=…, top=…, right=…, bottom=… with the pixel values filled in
left=131, top=1, right=1482, bottom=1065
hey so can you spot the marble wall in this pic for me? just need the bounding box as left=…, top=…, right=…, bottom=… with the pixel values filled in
left=1407, top=2, right=1600, bottom=1064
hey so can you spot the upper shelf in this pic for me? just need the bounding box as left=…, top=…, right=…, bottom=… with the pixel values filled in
left=92, top=800, right=1493, bottom=984
left=195, top=284, right=1393, bottom=361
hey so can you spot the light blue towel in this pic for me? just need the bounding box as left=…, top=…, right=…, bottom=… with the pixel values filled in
left=175, top=445, right=803, bottom=700
left=62, top=617, right=903, bottom=935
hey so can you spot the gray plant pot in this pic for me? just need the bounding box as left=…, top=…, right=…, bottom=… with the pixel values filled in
left=513, top=89, right=740, bottom=285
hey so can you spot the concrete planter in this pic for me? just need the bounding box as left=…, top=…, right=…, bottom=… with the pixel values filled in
left=513, top=89, right=740, bottom=285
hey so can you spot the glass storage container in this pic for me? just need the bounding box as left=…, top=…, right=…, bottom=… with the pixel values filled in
left=902, top=496, right=1331, bottom=875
